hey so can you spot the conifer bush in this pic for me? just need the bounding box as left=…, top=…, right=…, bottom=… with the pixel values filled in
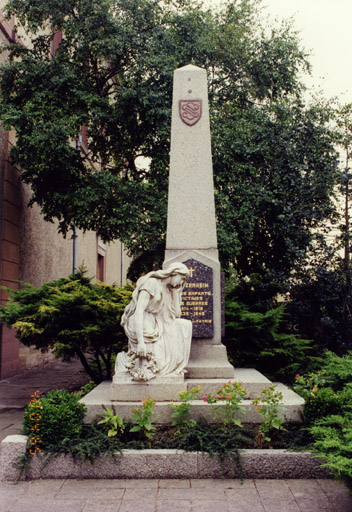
left=310, top=414, right=352, bottom=491
left=294, top=351, right=352, bottom=492
left=224, top=296, right=319, bottom=382
left=0, top=268, right=133, bottom=383
left=295, top=351, right=352, bottom=425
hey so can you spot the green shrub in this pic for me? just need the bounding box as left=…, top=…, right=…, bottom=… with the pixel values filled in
left=130, top=398, right=156, bottom=448
left=74, top=380, right=97, bottom=399
left=288, top=264, right=352, bottom=355
left=204, top=381, right=247, bottom=427
left=310, top=414, right=352, bottom=493
left=303, top=387, right=341, bottom=425
left=251, top=384, right=286, bottom=448
left=0, top=268, right=133, bottom=383
left=294, top=352, right=352, bottom=492
left=293, top=370, right=327, bottom=401
left=98, top=408, right=125, bottom=438
left=224, top=296, right=319, bottom=382
left=170, top=386, right=202, bottom=434
left=23, top=389, right=86, bottom=449
left=294, top=352, right=352, bottom=425
left=319, top=350, right=352, bottom=390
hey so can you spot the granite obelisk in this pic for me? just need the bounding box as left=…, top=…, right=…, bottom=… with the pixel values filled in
left=164, top=64, right=234, bottom=378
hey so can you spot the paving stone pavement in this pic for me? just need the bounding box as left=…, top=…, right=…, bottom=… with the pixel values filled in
left=1, top=478, right=352, bottom=512
left=0, top=359, right=90, bottom=411
left=1, top=361, right=352, bottom=512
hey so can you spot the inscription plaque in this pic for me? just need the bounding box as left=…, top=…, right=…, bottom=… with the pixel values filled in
left=181, top=258, right=213, bottom=337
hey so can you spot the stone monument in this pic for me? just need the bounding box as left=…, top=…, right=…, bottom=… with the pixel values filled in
left=163, top=64, right=234, bottom=379
left=111, top=64, right=233, bottom=400
left=81, top=65, right=304, bottom=426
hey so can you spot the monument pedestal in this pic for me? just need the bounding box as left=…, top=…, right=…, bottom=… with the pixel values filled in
left=185, top=340, right=234, bottom=379
left=81, top=369, right=304, bottom=425
left=111, top=374, right=186, bottom=401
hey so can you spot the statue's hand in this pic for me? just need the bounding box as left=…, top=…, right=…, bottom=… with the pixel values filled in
left=136, top=342, right=147, bottom=357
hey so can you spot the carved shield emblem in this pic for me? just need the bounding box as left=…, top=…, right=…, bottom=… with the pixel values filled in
left=179, top=100, right=202, bottom=126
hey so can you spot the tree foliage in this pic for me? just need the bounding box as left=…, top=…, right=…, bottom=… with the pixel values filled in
left=286, top=103, right=352, bottom=354
left=0, top=0, right=338, bottom=286
left=288, top=254, right=352, bottom=355
left=0, top=268, right=133, bottom=383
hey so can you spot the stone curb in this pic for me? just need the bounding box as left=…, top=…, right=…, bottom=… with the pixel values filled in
left=0, top=435, right=331, bottom=481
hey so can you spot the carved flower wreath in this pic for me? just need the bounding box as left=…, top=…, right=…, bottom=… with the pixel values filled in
left=125, top=349, right=158, bottom=382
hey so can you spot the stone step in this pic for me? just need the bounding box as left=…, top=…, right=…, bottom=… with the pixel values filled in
left=186, top=368, right=271, bottom=399
left=112, top=374, right=187, bottom=401
left=112, top=369, right=273, bottom=403
left=81, top=381, right=304, bottom=425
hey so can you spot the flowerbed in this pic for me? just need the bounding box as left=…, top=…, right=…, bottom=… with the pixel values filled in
left=7, top=353, right=352, bottom=493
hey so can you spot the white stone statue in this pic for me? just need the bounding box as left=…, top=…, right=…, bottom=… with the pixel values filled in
left=115, top=262, right=192, bottom=381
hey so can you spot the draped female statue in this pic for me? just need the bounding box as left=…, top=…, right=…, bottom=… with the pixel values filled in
left=115, top=262, right=192, bottom=381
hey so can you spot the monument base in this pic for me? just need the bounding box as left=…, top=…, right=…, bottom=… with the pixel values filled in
left=186, top=340, right=235, bottom=379
left=111, top=374, right=186, bottom=401
left=81, top=369, right=304, bottom=425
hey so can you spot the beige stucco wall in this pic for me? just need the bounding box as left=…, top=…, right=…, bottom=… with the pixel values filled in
left=18, top=180, right=130, bottom=370
left=19, top=181, right=129, bottom=286
left=18, top=176, right=131, bottom=365
left=4, top=131, right=131, bottom=371
left=0, top=0, right=33, bottom=47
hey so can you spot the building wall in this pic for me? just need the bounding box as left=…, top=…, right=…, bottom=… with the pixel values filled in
left=0, top=4, right=23, bottom=378
left=17, top=178, right=129, bottom=373
left=0, top=129, right=21, bottom=378
left=0, top=141, right=130, bottom=377
left=19, top=180, right=129, bottom=287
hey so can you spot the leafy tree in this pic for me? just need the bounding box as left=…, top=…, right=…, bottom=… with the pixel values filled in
left=286, top=104, right=352, bottom=354
left=335, top=103, right=352, bottom=286
left=0, top=0, right=338, bottom=288
left=214, top=98, right=338, bottom=291
left=288, top=254, right=352, bottom=355
left=0, top=269, right=133, bottom=383
left=334, top=102, right=352, bottom=345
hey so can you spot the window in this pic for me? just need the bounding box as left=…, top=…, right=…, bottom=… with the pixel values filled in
left=97, top=253, right=105, bottom=282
